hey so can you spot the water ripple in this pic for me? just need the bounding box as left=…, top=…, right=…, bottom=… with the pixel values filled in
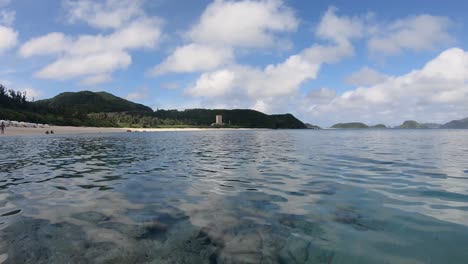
left=0, top=130, right=468, bottom=263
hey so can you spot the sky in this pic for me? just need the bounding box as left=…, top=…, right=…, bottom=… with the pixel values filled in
left=1, top=0, right=468, bottom=126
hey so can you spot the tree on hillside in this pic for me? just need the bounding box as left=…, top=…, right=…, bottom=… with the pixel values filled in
left=0, top=84, right=28, bottom=108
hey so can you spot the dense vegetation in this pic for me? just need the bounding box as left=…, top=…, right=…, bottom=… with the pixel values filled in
left=396, top=121, right=441, bottom=129
left=370, top=124, right=387, bottom=129
left=35, top=91, right=153, bottom=113
left=0, top=85, right=27, bottom=108
left=397, top=120, right=427, bottom=129
left=331, top=122, right=369, bottom=129
left=441, top=117, right=468, bottom=129
left=0, top=87, right=306, bottom=129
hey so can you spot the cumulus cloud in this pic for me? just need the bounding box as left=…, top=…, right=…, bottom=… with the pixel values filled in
left=186, top=69, right=236, bottom=97
left=185, top=54, right=320, bottom=99
left=19, top=32, right=71, bottom=57
left=64, top=0, right=144, bottom=29
left=152, top=44, right=233, bottom=75
left=0, top=25, right=17, bottom=53
left=20, top=18, right=161, bottom=58
left=187, top=0, right=298, bottom=47
left=345, top=67, right=389, bottom=86
left=316, top=6, right=363, bottom=44
left=152, top=0, right=298, bottom=75
left=20, top=2, right=162, bottom=83
left=184, top=6, right=459, bottom=122
left=368, top=15, right=454, bottom=55
left=186, top=6, right=360, bottom=109
left=304, top=48, right=468, bottom=126
left=35, top=50, right=131, bottom=80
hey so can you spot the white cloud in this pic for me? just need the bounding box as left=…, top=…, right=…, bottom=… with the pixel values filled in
left=186, top=6, right=358, bottom=103
left=152, top=0, right=298, bottom=76
left=80, top=73, right=112, bottom=86
left=186, top=69, right=236, bottom=97
left=21, top=18, right=161, bottom=58
left=64, top=0, right=144, bottom=29
left=346, top=67, right=389, bottom=86
left=304, top=48, right=468, bottom=126
left=299, top=7, right=363, bottom=64
left=316, top=6, right=363, bottom=44
left=184, top=6, right=461, bottom=123
left=0, top=25, right=17, bottom=53
left=19, top=32, right=71, bottom=57
left=0, top=9, right=15, bottom=26
left=35, top=51, right=131, bottom=80
left=368, top=15, right=454, bottom=55
left=187, top=0, right=298, bottom=48
left=152, top=44, right=233, bottom=75
left=243, top=55, right=320, bottom=97
left=126, top=87, right=150, bottom=101
left=21, top=5, right=162, bottom=83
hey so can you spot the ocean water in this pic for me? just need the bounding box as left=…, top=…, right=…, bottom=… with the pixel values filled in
left=1, top=130, right=468, bottom=263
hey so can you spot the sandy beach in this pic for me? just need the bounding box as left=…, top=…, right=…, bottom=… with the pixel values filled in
left=0, top=125, right=256, bottom=136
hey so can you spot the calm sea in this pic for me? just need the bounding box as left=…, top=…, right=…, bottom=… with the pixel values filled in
left=1, top=130, right=468, bottom=263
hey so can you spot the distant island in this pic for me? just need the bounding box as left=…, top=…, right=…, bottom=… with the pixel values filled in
left=329, top=119, right=468, bottom=129
left=441, top=117, right=468, bottom=129
left=0, top=86, right=306, bottom=129
left=331, top=122, right=369, bottom=129
left=330, top=123, right=387, bottom=129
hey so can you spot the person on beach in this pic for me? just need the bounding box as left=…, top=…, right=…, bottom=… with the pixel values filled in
left=0, top=121, right=5, bottom=134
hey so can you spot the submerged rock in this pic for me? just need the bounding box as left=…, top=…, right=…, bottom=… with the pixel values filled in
left=333, top=207, right=383, bottom=231
left=0, top=215, right=221, bottom=264
left=279, top=236, right=335, bottom=264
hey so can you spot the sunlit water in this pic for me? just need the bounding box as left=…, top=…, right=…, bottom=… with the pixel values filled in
left=1, top=130, right=468, bottom=263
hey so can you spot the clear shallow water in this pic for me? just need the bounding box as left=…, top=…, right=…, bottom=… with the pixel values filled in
left=1, top=130, right=468, bottom=263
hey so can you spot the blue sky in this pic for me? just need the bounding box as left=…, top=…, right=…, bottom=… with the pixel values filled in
left=1, top=0, right=468, bottom=126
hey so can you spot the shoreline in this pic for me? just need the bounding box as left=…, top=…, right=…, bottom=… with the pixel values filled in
left=0, top=125, right=261, bottom=136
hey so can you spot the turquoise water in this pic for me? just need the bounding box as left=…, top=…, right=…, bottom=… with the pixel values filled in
left=1, top=130, right=468, bottom=263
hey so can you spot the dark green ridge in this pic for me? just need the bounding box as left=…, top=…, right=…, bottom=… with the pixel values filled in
left=441, top=117, right=468, bottom=129
left=0, top=87, right=306, bottom=129
left=331, top=122, right=369, bottom=129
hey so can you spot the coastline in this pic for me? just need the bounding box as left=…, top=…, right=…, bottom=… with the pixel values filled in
left=0, top=125, right=260, bottom=136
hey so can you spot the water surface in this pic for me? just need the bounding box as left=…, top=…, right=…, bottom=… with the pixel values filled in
left=1, top=130, right=468, bottom=263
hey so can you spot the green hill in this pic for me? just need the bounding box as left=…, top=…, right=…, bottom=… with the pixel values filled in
left=331, top=122, right=369, bottom=129
left=398, top=120, right=427, bottom=129
left=151, top=109, right=306, bottom=128
left=1, top=88, right=306, bottom=129
left=35, top=91, right=153, bottom=113
left=370, top=124, right=387, bottom=129
left=441, top=117, right=468, bottom=129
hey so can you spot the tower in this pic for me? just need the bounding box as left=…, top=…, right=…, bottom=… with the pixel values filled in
left=215, top=115, right=223, bottom=125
